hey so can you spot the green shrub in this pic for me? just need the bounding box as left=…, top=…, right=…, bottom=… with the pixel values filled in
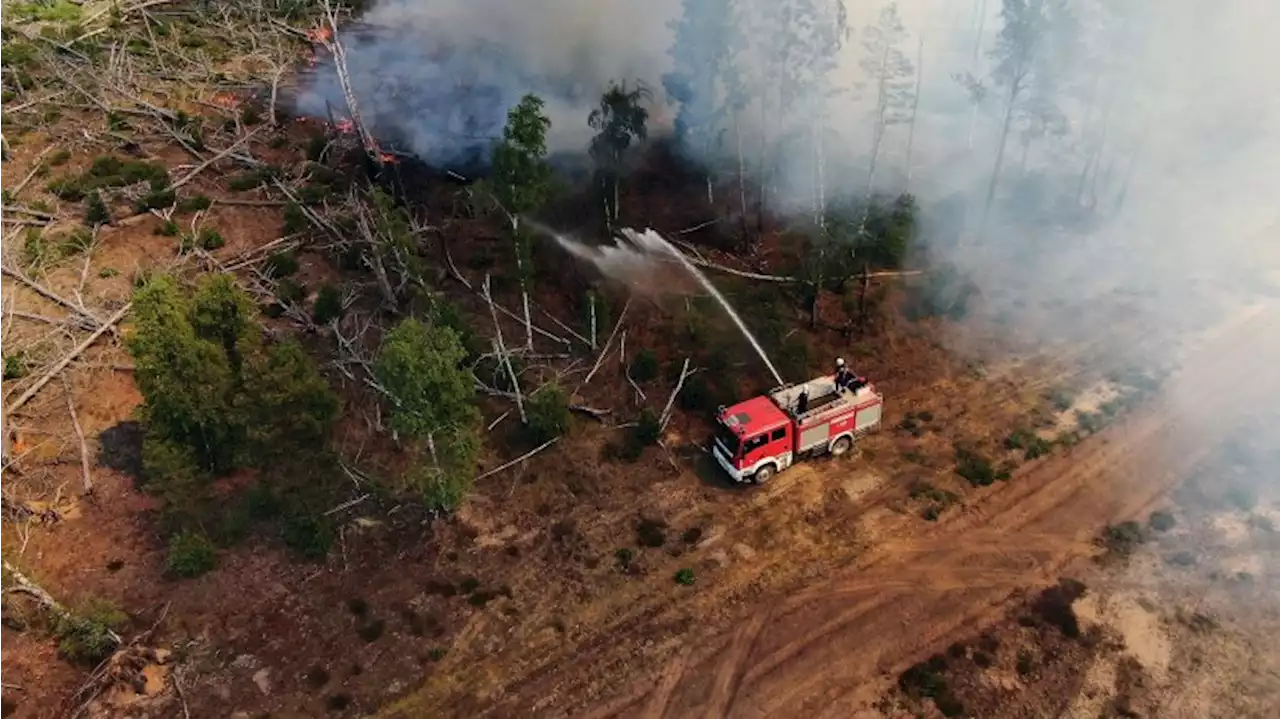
left=313, top=284, right=344, bottom=324
left=283, top=201, right=308, bottom=235
left=54, top=600, right=126, bottom=665
left=526, top=384, right=570, bottom=444
left=155, top=220, right=179, bottom=237
left=629, top=349, right=659, bottom=383
left=634, top=408, right=661, bottom=446
left=265, top=250, right=300, bottom=277
left=282, top=514, right=334, bottom=560
left=177, top=194, right=212, bottom=213
left=955, top=448, right=1005, bottom=487
left=48, top=148, right=71, bottom=166
left=1100, top=521, right=1147, bottom=556
left=84, top=190, right=110, bottom=226
left=677, top=373, right=713, bottom=414
left=1004, top=427, right=1052, bottom=460
left=165, top=531, right=217, bottom=578
left=674, top=568, right=695, bottom=586
left=194, top=227, right=224, bottom=251
left=4, top=353, right=28, bottom=380
left=1148, top=510, right=1176, bottom=532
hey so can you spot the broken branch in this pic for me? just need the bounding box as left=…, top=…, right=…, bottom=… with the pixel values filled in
left=6, top=303, right=131, bottom=415
left=474, top=437, right=558, bottom=481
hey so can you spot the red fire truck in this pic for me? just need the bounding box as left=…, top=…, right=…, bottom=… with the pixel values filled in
left=712, top=372, right=884, bottom=483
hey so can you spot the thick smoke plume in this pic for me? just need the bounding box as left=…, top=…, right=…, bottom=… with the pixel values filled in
left=298, top=0, right=1280, bottom=363
left=296, top=0, right=678, bottom=169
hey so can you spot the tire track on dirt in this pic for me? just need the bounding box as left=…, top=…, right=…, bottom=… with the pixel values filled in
left=582, top=305, right=1280, bottom=719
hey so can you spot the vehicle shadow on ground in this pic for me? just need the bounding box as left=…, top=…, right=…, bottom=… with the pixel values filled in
left=675, top=444, right=755, bottom=493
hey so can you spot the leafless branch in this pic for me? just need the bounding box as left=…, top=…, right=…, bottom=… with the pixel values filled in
left=6, top=303, right=131, bottom=415
left=576, top=298, right=630, bottom=391
left=62, top=378, right=92, bottom=494
left=474, top=437, right=558, bottom=481
left=660, top=358, right=695, bottom=430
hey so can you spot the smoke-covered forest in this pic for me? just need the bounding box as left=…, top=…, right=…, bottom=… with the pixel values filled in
left=2, top=0, right=1279, bottom=717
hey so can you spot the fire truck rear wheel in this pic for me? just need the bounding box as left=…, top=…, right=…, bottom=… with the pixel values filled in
left=831, top=436, right=853, bottom=457
left=752, top=464, right=775, bottom=484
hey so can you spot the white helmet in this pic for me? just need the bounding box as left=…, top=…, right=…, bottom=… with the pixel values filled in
left=835, top=357, right=846, bottom=368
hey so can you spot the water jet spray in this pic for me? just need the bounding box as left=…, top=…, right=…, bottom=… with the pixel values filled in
left=526, top=220, right=786, bottom=387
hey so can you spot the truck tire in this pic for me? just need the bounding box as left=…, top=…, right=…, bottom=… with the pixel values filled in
left=831, top=436, right=853, bottom=457
left=752, top=464, right=776, bottom=484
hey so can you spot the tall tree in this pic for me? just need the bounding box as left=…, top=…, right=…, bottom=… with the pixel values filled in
left=489, top=94, right=553, bottom=350
left=977, top=0, right=1075, bottom=237
left=743, top=0, right=848, bottom=231
left=662, top=0, right=738, bottom=205
left=589, top=81, right=651, bottom=228
left=375, top=318, right=480, bottom=511
left=858, top=2, right=915, bottom=235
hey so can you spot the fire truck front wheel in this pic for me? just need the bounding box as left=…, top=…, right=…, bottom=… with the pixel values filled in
left=752, top=464, right=776, bottom=484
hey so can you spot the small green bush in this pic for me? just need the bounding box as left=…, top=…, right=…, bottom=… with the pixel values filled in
left=634, top=408, right=662, bottom=446
left=674, top=568, right=695, bottom=586
left=629, top=350, right=659, bottom=383
left=283, top=201, right=309, bottom=235
left=955, top=448, right=1005, bottom=487
left=265, top=250, right=300, bottom=277
left=1100, top=521, right=1147, bottom=557
left=525, top=384, right=570, bottom=444
left=4, top=353, right=28, bottom=380
left=48, top=148, right=71, bottom=166
left=84, top=190, right=110, bottom=226
left=282, top=514, right=335, bottom=560
left=1148, top=510, right=1176, bottom=532
left=166, top=531, right=217, bottom=578
left=313, top=284, right=344, bottom=324
left=54, top=600, right=126, bottom=665
left=177, top=194, right=212, bottom=213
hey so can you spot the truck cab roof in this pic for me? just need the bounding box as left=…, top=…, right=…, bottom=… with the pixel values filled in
left=717, top=395, right=790, bottom=437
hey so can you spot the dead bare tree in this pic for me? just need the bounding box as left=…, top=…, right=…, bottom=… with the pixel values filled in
left=483, top=274, right=526, bottom=424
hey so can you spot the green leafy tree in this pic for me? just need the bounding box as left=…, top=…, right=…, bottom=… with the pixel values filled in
left=127, top=274, right=340, bottom=538
left=489, top=94, right=553, bottom=350
left=237, top=339, right=339, bottom=466
left=375, top=318, right=481, bottom=510
left=129, top=275, right=240, bottom=474
left=589, top=81, right=651, bottom=227
left=525, top=383, right=570, bottom=444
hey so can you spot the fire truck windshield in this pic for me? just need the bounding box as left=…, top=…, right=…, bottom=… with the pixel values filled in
left=713, top=423, right=741, bottom=458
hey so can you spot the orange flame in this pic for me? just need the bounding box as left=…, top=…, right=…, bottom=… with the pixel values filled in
left=379, top=152, right=398, bottom=164
left=211, top=91, right=239, bottom=109
left=307, top=26, right=334, bottom=44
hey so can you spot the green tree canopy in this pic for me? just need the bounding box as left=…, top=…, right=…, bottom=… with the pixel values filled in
left=490, top=94, right=553, bottom=217
left=375, top=317, right=481, bottom=510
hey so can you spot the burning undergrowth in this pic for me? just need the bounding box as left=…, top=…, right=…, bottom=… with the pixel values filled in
left=292, top=3, right=653, bottom=176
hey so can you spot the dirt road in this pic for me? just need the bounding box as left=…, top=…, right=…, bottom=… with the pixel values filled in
left=589, top=303, right=1280, bottom=719
left=384, top=303, right=1280, bottom=719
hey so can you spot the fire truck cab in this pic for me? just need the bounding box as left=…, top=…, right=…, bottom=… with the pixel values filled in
left=712, top=373, right=883, bottom=484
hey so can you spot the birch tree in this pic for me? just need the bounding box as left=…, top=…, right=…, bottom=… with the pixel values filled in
left=858, top=2, right=915, bottom=235
left=489, top=94, right=553, bottom=350
left=589, top=81, right=651, bottom=228
left=375, top=318, right=480, bottom=510
left=662, top=0, right=738, bottom=205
